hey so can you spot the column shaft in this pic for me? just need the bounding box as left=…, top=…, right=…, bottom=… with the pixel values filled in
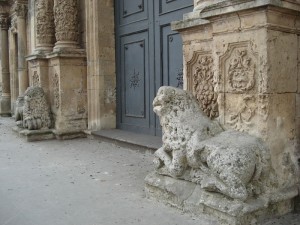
left=0, top=14, right=11, bottom=116
left=16, top=5, right=28, bottom=95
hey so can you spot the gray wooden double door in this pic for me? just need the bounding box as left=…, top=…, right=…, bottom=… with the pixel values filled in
left=115, top=0, right=193, bottom=135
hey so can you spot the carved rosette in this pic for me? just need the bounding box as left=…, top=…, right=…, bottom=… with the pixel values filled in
left=188, top=54, right=218, bottom=119
left=53, top=0, right=79, bottom=43
left=0, top=14, right=8, bottom=30
left=36, top=0, right=55, bottom=47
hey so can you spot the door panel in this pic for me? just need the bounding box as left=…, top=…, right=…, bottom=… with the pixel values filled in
left=120, top=0, right=148, bottom=26
left=115, top=0, right=193, bottom=135
left=159, top=0, right=193, bottom=14
left=120, top=32, right=150, bottom=131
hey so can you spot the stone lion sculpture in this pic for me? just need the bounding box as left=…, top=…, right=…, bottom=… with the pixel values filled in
left=15, top=86, right=52, bottom=130
left=153, top=86, right=272, bottom=201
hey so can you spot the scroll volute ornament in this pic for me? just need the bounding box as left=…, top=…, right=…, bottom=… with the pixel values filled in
left=53, top=0, right=79, bottom=42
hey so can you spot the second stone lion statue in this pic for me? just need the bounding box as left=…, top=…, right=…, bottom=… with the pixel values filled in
left=15, top=86, right=52, bottom=130
left=153, top=86, right=273, bottom=201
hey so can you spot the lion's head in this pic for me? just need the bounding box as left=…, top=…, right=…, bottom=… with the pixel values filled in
left=153, top=86, right=223, bottom=148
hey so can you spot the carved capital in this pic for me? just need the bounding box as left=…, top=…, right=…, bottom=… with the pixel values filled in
left=0, top=14, right=8, bottom=30
left=54, top=0, right=79, bottom=43
left=14, top=3, right=27, bottom=18
left=10, top=16, right=17, bottom=33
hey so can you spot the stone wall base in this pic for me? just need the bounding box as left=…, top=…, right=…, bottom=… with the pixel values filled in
left=145, top=172, right=298, bottom=225
left=0, top=95, right=11, bottom=117
left=12, top=126, right=86, bottom=142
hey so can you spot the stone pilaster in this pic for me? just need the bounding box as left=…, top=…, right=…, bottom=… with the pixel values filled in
left=15, top=2, right=28, bottom=96
left=53, top=0, right=79, bottom=50
left=35, top=0, right=55, bottom=53
left=0, top=13, right=11, bottom=116
left=86, top=0, right=116, bottom=131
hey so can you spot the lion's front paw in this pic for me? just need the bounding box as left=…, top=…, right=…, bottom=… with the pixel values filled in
left=153, top=157, right=163, bottom=169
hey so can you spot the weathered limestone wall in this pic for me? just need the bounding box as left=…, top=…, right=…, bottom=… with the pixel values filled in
left=86, top=0, right=116, bottom=131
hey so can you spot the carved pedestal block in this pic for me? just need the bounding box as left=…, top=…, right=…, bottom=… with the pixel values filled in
left=48, top=52, right=87, bottom=139
left=145, top=172, right=297, bottom=225
left=145, top=0, right=300, bottom=222
left=26, top=55, right=51, bottom=103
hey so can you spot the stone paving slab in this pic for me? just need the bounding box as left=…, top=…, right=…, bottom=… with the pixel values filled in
left=0, top=117, right=299, bottom=225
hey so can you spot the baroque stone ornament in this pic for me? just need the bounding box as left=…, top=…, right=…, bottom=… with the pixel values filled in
left=150, top=86, right=275, bottom=201
left=52, top=73, right=60, bottom=109
left=54, top=0, right=79, bottom=43
left=227, top=95, right=256, bottom=132
left=192, top=56, right=218, bottom=119
left=0, top=14, right=8, bottom=30
left=15, top=87, right=52, bottom=130
left=14, top=3, right=27, bottom=18
left=36, top=0, right=55, bottom=47
left=228, top=49, right=255, bottom=93
left=32, top=71, right=40, bottom=87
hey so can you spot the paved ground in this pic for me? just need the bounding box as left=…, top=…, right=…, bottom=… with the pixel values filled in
left=0, top=117, right=299, bottom=225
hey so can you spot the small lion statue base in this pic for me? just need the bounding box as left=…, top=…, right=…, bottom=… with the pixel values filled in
left=145, top=86, right=298, bottom=225
left=15, top=86, right=52, bottom=130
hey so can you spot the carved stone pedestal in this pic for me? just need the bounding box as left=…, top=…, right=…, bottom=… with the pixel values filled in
left=26, top=55, right=51, bottom=101
left=145, top=172, right=298, bottom=225
left=0, top=95, right=11, bottom=117
left=169, top=0, right=300, bottom=214
left=48, top=51, right=87, bottom=139
left=13, top=126, right=55, bottom=142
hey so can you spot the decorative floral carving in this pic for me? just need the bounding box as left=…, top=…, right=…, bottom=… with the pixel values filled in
left=193, top=56, right=218, bottom=119
left=14, top=3, right=27, bottom=18
left=0, top=14, right=8, bottom=30
left=52, top=73, right=60, bottom=108
left=32, top=71, right=40, bottom=87
left=228, top=49, right=255, bottom=93
left=258, top=94, right=269, bottom=121
left=73, top=79, right=87, bottom=114
left=54, top=0, right=79, bottom=42
left=129, top=69, right=140, bottom=89
left=105, top=86, right=116, bottom=104
left=227, top=95, right=256, bottom=132
left=36, top=0, right=55, bottom=46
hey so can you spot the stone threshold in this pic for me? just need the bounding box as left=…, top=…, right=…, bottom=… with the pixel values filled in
left=90, top=129, right=162, bottom=152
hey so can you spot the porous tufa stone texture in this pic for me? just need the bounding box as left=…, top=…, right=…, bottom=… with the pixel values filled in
left=146, top=86, right=298, bottom=224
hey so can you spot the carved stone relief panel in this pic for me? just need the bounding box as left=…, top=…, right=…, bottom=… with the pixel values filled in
left=226, top=95, right=256, bottom=132
left=187, top=52, right=218, bottom=119
left=74, top=80, right=87, bottom=115
left=219, top=41, right=258, bottom=94
left=32, top=71, right=41, bottom=87
left=52, top=73, right=60, bottom=109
